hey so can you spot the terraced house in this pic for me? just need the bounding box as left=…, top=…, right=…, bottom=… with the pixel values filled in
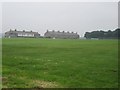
left=44, top=30, right=79, bottom=39
left=5, top=29, right=40, bottom=38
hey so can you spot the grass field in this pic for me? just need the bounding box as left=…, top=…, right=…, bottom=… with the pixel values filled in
left=0, top=39, right=2, bottom=89
left=2, top=38, right=118, bottom=88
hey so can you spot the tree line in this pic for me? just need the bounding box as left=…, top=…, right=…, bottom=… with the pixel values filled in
left=84, top=28, right=120, bottom=39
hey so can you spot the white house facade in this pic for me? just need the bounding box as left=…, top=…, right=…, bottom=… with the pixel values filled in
left=5, top=29, right=40, bottom=38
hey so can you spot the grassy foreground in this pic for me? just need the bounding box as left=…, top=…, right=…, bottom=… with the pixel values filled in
left=2, top=38, right=118, bottom=88
left=0, top=39, right=2, bottom=89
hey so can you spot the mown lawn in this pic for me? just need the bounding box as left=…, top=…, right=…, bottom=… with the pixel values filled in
left=2, top=38, right=118, bottom=88
left=0, top=38, right=2, bottom=89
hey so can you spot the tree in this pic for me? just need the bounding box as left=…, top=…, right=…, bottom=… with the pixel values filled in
left=84, top=28, right=119, bottom=39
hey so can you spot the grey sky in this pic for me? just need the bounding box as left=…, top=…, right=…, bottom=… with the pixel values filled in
left=0, top=3, right=1, bottom=38
left=2, top=2, right=118, bottom=37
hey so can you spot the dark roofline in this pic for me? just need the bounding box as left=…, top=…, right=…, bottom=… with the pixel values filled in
left=46, top=30, right=78, bottom=34
left=6, top=30, right=40, bottom=34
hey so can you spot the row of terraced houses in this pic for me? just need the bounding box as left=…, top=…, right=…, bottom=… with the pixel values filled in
left=5, top=29, right=79, bottom=39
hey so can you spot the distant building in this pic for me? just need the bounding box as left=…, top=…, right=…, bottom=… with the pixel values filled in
left=44, top=30, right=79, bottom=39
left=5, top=29, right=40, bottom=38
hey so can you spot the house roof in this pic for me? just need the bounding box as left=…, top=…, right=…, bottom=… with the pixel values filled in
left=5, top=30, right=39, bottom=34
left=45, top=30, right=79, bottom=35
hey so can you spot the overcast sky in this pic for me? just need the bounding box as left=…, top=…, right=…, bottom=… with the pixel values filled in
left=2, top=2, right=118, bottom=37
left=0, top=3, right=2, bottom=34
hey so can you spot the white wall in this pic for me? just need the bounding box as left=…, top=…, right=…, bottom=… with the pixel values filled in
left=18, top=33, right=34, bottom=37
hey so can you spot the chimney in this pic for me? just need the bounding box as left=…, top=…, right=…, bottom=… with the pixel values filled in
left=23, top=30, right=25, bottom=32
left=15, top=29, right=17, bottom=31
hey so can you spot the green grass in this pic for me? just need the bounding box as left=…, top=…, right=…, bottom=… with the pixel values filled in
left=0, top=38, right=2, bottom=89
left=2, top=38, right=118, bottom=88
